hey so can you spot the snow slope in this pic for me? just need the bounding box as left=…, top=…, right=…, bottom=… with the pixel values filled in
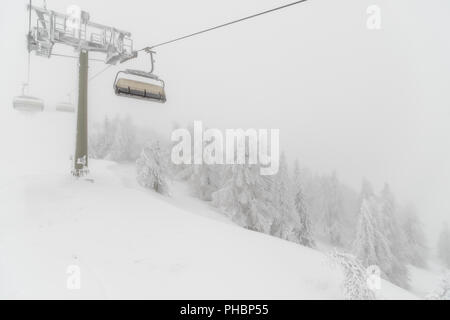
left=0, top=111, right=416, bottom=299
left=407, top=262, right=449, bottom=298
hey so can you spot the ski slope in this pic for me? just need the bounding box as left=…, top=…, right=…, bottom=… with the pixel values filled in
left=0, top=111, right=417, bottom=299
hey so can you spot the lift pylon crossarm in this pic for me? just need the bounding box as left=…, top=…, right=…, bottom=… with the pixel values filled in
left=27, top=4, right=135, bottom=65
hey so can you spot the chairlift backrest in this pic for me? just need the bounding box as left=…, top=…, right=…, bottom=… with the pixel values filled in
left=56, top=102, right=75, bottom=113
left=113, top=70, right=166, bottom=103
left=13, top=95, right=44, bottom=112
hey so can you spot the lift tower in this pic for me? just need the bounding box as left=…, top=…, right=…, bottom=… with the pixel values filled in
left=27, top=4, right=137, bottom=176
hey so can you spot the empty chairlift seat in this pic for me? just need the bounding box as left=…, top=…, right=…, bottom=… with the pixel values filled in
left=56, top=102, right=75, bottom=113
left=113, top=69, right=166, bottom=103
left=13, top=95, right=44, bottom=112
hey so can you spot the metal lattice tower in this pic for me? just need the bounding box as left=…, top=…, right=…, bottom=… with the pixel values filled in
left=27, top=4, right=136, bottom=64
left=26, top=4, right=137, bottom=177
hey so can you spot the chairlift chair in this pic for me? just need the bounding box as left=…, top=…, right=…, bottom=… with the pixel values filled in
left=56, top=102, right=75, bottom=113
left=56, top=94, right=75, bottom=113
left=113, top=49, right=166, bottom=103
left=13, top=83, right=44, bottom=112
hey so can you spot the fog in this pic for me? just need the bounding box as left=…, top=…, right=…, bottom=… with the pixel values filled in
left=1, top=0, right=449, bottom=242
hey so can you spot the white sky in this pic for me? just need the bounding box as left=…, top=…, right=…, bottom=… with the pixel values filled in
left=1, top=0, right=449, bottom=243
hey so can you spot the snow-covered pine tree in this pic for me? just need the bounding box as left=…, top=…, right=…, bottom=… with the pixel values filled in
left=89, top=116, right=118, bottom=159
left=330, top=251, right=376, bottom=300
left=189, top=135, right=224, bottom=201
left=427, top=272, right=450, bottom=300
left=437, top=223, right=450, bottom=268
left=353, top=198, right=382, bottom=266
left=190, top=162, right=223, bottom=201
left=353, top=197, right=401, bottom=286
left=212, top=161, right=274, bottom=234
left=360, top=178, right=375, bottom=204
left=353, top=181, right=411, bottom=288
left=270, top=153, right=295, bottom=240
left=136, top=140, right=169, bottom=195
left=109, top=116, right=139, bottom=162
left=378, top=184, right=410, bottom=287
left=379, top=184, right=404, bottom=255
left=291, top=159, right=315, bottom=247
left=322, top=172, right=344, bottom=246
left=401, top=206, right=428, bottom=269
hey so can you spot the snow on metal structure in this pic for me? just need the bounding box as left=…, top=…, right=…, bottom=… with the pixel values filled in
left=27, top=4, right=136, bottom=65
left=24, top=3, right=142, bottom=177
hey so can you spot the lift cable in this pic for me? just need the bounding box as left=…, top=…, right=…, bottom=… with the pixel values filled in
left=89, top=64, right=114, bottom=81
left=139, top=0, right=309, bottom=51
left=50, top=54, right=115, bottom=81
left=85, top=0, right=310, bottom=83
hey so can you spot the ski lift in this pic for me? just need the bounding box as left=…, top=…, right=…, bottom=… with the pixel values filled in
left=56, top=102, right=75, bottom=113
left=13, top=83, right=44, bottom=112
left=56, top=94, right=75, bottom=113
left=113, top=50, right=166, bottom=103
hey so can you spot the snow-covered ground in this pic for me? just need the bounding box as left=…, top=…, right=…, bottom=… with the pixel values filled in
left=0, top=111, right=421, bottom=299
left=407, top=261, right=448, bottom=298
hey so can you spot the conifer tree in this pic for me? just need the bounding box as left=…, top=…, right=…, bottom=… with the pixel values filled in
left=270, top=153, right=295, bottom=239
left=379, top=184, right=410, bottom=287
left=136, top=140, right=169, bottom=195
left=331, top=251, right=376, bottom=300
left=212, top=161, right=274, bottom=233
left=401, top=206, right=428, bottom=269
left=109, top=116, right=139, bottom=162
left=322, top=172, right=343, bottom=246
left=437, top=223, right=450, bottom=268
left=291, top=159, right=315, bottom=247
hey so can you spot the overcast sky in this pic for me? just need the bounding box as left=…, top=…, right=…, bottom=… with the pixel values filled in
left=1, top=0, right=449, bottom=242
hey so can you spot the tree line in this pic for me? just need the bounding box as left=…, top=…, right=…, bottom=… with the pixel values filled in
left=90, top=116, right=450, bottom=290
